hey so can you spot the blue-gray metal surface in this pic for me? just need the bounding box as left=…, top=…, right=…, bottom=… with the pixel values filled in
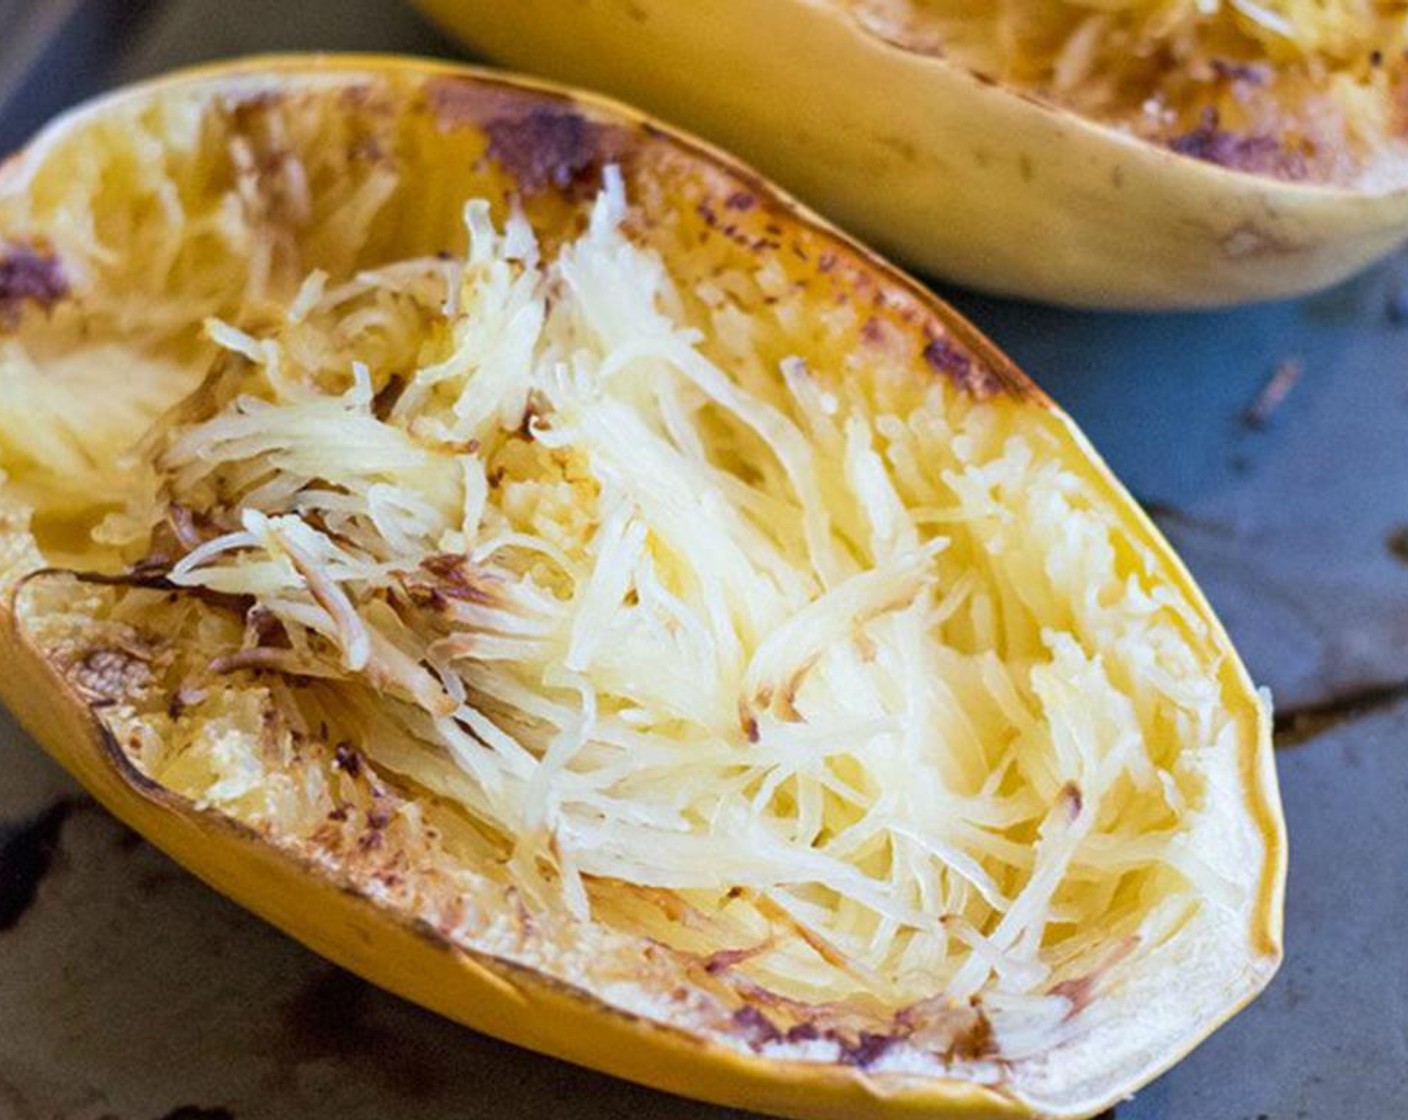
left=0, top=3, right=1403, bottom=1118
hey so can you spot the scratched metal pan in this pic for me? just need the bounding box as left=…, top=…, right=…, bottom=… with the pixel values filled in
left=0, top=2, right=1404, bottom=1119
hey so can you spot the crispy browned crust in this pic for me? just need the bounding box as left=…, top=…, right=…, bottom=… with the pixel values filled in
left=0, top=242, right=67, bottom=330
left=417, top=71, right=1036, bottom=403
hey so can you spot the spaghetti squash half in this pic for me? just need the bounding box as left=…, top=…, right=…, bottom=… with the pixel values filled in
left=0, top=57, right=1284, bottom=1120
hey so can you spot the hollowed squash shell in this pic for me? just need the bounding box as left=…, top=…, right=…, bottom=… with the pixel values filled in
left=0, top=57, right=1284, bottom=1120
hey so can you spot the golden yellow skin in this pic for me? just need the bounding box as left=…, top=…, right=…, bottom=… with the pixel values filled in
left=0, top=56, right=1286, bottom=1120
left=414, top=0, right=1408, bottom=308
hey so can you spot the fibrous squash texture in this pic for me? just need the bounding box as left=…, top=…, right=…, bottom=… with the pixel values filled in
left=847, top=0, right=1408, bottom=185
left=0, top=79, right=1260, bottom=1077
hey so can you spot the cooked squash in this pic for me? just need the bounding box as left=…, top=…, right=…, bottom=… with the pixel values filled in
left=416, top=0, right=1408, bottom=307
left=0, top=57, right=1284, bottom=1120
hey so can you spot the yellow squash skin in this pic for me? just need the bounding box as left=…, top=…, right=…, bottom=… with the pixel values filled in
left=414, top=0, right=1408, bottom=308
left=0, top=56, right=1285, bottom=1120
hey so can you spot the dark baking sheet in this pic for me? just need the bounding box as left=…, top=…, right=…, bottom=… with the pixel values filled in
left=1, top=3, right=1404, bottom=1118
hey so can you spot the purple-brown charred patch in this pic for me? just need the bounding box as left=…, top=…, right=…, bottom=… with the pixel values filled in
left=1060, top=780, right=1084, bottom=822
left=731, top=1006, right=913, bottom=1069
left=410, top=554, right=500, bottom=608
left=731, top=1004, right=782, bottom=1046
left=485, top=108, right=605, bottom=193
left=839, top=1030, right=902, bottom=1068
left=695, top=198, right=785, bottom=254
left=333, top=742, right=363, bottom=778
left=923, top=334, right=1007, bottom=399
left=785, top=1021, right=820, bottom=1043
left=1168, top=109, right=1305, bottom=180
left=0, top=243, right=68, bottom=330
left=424, top=78, right=624, bottom=195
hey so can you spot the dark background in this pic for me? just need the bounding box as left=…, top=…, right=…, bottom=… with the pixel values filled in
left=0, top=3, right=1404, bottom=1118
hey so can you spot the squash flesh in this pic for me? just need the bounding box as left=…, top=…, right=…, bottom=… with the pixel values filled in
left=844, top=0, right=1408, bottom=186
left=0, top=64, right=1281, bottom=1117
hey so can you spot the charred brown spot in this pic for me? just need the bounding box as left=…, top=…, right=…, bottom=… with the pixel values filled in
left=333, top=742, right=363, bottom=778
left=485, top=108, right=605, bottom=194
left=359, top=829, right=386, bottom=853
left=227, top=89, right=284, bottom=124
left=695, top=199, right=784, bottom=254
left=731, top=1004, right=782, bottom=1047
left=416, top=553, right=499, bottom=607
left=1168, top=109, right=1304, bottom=179
left=776, top=654, right=819, bottom=723
left=860, top=316, right=891, bottom=347
left=703, top=940, right=772, bottom=974
left=785, top=1021, right=820, bottom=1043
left=0, top=244, right=68, bottom=330
left=839, top=1030, right=900, bottom=1068
left=1060, top=781, right=1084, bottom=821
left=949, top=1002, right=997, bottom=1061
left=246, top=606, right=289, bottom=648
left=372, top=373, right=407, bottom=420
left=366, top=805, right=392, bottom=831
left=168, top=685, right=207, bottom=720
left=923, top=335, right=972, bottom=380
left=158, top=1109, right=236, bottom=1120
left=923, top=334, right=1007, bottom=400
left=0, top=800, right=74, bottom=932
left=424, top=79, right=621, bottom=193
left=519, top=391, right=551, bottom=437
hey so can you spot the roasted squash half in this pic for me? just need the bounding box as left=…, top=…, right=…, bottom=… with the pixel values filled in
left=0, top=57, right=1284, bottom=1120
left=415, top=0, right=1408, bottom=307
